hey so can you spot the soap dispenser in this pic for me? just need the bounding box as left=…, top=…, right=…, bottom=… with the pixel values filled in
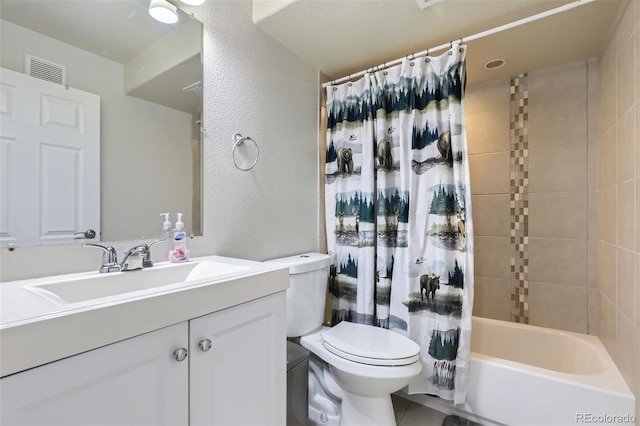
left=159, top=213, right=172, bottom=261
left=169, top=213, right=190, bottom=263
left=159, top=213, right=172, bottom=240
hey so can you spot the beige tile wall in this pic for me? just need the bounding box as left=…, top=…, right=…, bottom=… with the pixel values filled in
left=467, top=63, right=592, bottom=333
left=595, top=0, right=639, bottom=414
left=466, top=76, right=513, bottom=321
left=527, top=61, right=591, bottom=334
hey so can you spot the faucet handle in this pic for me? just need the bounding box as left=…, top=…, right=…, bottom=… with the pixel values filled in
left=82, top=243, right=121, bottom=273
left=142, top=239, right=166, bottom=268
left=146, top=239, right=165, bottom=248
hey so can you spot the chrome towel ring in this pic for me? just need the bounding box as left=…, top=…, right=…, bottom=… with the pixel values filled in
left=232, top=133, right=259, bottom=171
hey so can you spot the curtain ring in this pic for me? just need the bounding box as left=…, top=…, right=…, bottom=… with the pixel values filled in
left=425, top=49, right=430, bottom=62
left=383, top=62, right=388, bottom=75
left=348, top=74, right=352, bottom=86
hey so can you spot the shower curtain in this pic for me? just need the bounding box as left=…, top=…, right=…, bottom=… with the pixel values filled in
left=325, top=45, right=474, bottom=404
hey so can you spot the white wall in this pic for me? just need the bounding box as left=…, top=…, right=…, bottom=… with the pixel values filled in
left=0, top=0, right=320, bottom=281
left=0, top=20, right=193, bottom=242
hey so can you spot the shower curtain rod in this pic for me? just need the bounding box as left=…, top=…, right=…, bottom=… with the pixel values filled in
left=322, top=0, right=595, bottom=88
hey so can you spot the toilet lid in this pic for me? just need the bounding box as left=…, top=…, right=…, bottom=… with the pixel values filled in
left=321, top=321, right=420, bottom=366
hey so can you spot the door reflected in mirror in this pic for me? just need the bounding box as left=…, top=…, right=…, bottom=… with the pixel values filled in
left=0, top=0, right=203, bottom=247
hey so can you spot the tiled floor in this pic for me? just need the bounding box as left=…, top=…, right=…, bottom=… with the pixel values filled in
left=392, top=394, right=449, bottom=426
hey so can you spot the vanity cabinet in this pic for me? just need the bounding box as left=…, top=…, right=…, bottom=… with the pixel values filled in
left=0, top=292, right=286, bottom=426
left=0, top=322, right=189, bottom=425
left=190, top=290, right=286, bottom=425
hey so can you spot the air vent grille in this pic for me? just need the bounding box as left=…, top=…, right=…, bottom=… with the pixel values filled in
left=25, top=55, right=66, bottom=85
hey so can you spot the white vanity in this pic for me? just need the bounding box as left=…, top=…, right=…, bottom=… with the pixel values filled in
left=0, top=256, right=289, bottom=425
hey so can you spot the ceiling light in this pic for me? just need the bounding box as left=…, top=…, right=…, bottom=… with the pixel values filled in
left=149, top=0, right=178, bottom=24
left=180, top=0, right=206, bottom=5
left=484, top=58, right=506, bottom=70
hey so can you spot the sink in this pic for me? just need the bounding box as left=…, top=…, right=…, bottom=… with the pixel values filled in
left=26, top=260, right=250, bottom=304
left=0, top=254, right=290, bottom=378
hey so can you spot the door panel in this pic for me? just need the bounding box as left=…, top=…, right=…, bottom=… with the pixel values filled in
left=0, top=67, right=100, bottom=246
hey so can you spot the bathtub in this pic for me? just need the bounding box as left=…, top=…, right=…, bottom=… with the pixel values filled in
left=398, top=317, right=636, bottom=426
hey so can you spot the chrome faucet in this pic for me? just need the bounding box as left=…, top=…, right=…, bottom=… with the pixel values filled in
left=82, top=243, right=122, bottom=273
left=120, top=239, right=165, bottom=272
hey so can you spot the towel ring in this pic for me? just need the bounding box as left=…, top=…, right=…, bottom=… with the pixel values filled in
left=232, top=133, right=259, bottom=171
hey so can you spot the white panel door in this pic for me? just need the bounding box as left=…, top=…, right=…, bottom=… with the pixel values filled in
left=0, top=67, right=100, bottom=246
left=189, top=292, right=287, bottom=426
left=0, top=322, right=189, bottom=426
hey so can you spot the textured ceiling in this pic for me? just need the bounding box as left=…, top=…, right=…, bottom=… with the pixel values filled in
left=254, top=0, right=625, bottom=84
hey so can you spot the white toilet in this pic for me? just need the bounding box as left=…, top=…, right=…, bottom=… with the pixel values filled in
left=267, top=253, right=422, bottom=426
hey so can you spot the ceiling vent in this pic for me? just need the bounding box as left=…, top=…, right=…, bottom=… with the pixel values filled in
left=25, top=54, right=66, bottom=86
left=416, top=0, right=444, bottom=10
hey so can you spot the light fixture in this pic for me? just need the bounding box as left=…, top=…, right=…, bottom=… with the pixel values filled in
left=180, top=0, right=205, bottom=5
left=483, top=58, right=506, bottom=70
left=149, top=0, right=178, bottom=24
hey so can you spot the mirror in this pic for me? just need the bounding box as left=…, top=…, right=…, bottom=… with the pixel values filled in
left=0, top=0, right=203, bottom=247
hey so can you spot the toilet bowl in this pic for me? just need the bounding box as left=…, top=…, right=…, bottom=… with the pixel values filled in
left=302, top=324, right=422, bottom=425
left=266, top=253, right=422, bottom=426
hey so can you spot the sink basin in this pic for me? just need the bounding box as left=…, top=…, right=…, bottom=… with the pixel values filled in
left=0, top=254, right=290, bottom=378
left=26, top=260, right=250, bottom=304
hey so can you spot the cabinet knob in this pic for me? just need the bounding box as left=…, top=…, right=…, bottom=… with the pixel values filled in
left=198, top=339, right=212, bottom=352
left=173, top=348, right=188, bottom=362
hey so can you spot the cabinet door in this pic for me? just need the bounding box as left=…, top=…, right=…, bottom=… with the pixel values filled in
left=190, top=292, right=286, bottom=426
left=0, top=322, right=189, bottom=425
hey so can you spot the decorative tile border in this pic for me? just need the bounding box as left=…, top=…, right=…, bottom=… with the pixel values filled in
left=509, top=73, right=529, bottom=324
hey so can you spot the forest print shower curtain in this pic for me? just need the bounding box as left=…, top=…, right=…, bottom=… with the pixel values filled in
left=325, top=45, right=474, bottom=404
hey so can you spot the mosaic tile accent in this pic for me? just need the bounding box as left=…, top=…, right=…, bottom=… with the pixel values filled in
left=509, top=73, right=529, bottom=324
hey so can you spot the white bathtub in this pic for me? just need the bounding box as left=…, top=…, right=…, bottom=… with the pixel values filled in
left=399, top=317, right=636, bottom=426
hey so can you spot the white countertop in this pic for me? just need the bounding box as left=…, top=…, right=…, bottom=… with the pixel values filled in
left=0, top=255, right=289, bottom=377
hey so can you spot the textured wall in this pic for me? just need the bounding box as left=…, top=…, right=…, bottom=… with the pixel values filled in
left=196, top=0, right=320, bottom=261
left=0, top=0, right=321, bottom=281
left=595, top=0, right=640, bottom=415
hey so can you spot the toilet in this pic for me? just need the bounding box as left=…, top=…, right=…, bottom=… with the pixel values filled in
left=266, top=253, right=422, bottom=426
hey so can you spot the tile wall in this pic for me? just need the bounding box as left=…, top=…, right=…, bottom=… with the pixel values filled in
left=466, top=75, right=514, bottom=323
left=467, top=60, right=593, bottom=334
left=595, top=0, right=639, bottom=415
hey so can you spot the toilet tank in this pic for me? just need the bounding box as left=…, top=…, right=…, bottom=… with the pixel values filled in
left=266, top=253, right=331, bottom=337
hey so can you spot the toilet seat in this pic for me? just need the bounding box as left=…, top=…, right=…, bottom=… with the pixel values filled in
left=321, top=321, right=420, bottom=366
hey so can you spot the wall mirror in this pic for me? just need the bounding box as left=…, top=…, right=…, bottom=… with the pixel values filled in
left=0, top=0, right=203, bottom=248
